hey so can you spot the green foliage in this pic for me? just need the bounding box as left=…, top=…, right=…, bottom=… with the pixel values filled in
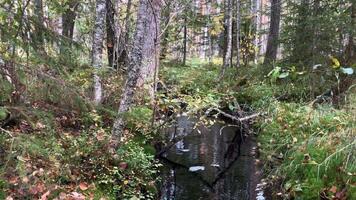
left=0, top=78, right=13, bottom=104
left=0, top=178, right=6, bottom=199
left=124, top=106, right=153, bottom=133
left=161, top=60, right=238, bottom=113
left=97, top=142, right=159, bottom=200
left=281, top=0, right=354, bottom=67
left=257, top=102, right=356, bottom=199
left=0, top=107, right=8, bottom=121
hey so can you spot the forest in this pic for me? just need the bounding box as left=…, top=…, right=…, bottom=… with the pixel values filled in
left=0, top=0, right=355, bottom=199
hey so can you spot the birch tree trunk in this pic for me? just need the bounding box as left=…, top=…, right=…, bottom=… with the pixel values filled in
left=254, top=0, right=261, bottom=64
left=112, top=0, right=162, bottom=147
left=264, top=0, right=281, bottom=66
left=91, top=0, right=106, bottom=105
left=221, top=0, right=233, bottom=77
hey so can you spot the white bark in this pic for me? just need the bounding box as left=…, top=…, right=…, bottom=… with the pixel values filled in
left=91, top=0, right=106, bottom=105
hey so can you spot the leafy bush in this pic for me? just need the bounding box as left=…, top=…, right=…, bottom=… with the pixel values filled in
left=97, top=142, right=159, bottom=200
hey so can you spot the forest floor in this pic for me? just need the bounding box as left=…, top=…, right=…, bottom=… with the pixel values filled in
left=1, top=58, right=355, bottom=199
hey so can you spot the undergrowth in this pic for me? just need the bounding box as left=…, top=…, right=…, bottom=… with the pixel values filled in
left=1, top=56, right=354, bottom=199
left=160, top=58, right=356, bottom=199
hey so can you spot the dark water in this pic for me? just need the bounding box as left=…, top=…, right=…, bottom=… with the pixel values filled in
left=159, top=116, right=264, bottom=200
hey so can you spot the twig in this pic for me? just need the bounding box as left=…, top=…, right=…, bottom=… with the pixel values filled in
left=0, top=127, right=14, bottom=137
left=205, top=107, right=263, bottom=123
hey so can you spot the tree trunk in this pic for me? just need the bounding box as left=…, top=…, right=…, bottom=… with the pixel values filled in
left=106, top=0, right=115, bottom=68
left=33, top=0, right=44, bottom=51
left=236, top=0, right=241, bottom=67
left=221, top=0, right=233, bottom=77
left=62, top=0, right=79, bottom=40
left=91, top=0, right=106, bottom=105
left=183, top=17, right=188, bottom=65
left=106, top=0, right=123, bottom=69
left=124, top=0, right=132, bottom=44
left=345, top=2, right=355, bottom=64
left=253, top=0, right=261, bottom=64
left=264, top=0, right=281, bottom=66
left=137, top=0, right=162, bottom=88
left=112, top=0, right=162, bottom=147
left=116, top=0, right=132, bottom=68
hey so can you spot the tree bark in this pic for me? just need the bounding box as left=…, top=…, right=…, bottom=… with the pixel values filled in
left=106, top=0, right=123, bottom=69
left=106, top=0, right=115, bottom=68
left=112, top=0, right=162, bottom=147
left=33, top=0, right=44, bottom=51
left=221, top=0, right=233, bottom=77
left=345, top=1, right=355, bottom=64
left=253, top=0, right=261, bottom=64
left=116, top=0, right=132, bottom=68
left=236, top=0, right=241, bottom=67
left=91, top=0, right=106, bottom=105
left=183, top=16, right=188, bottom=65
left=264, top=0, right=281, bottom=66
left=62, top=0, right=79, bottom=40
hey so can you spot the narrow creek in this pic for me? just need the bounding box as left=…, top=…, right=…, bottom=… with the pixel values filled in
left=158, top=116, right=265, bottom=200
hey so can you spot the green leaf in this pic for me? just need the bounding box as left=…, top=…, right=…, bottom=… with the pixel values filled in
left=340, top=67, right=354, bottom=75
left=0, top=107, right=8, bottom=121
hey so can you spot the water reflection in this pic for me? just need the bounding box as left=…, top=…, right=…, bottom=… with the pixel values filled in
left=159, top=116, right=263, bottom=200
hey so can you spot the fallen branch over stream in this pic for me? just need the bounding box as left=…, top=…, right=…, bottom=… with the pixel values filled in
left=205, top=107, right=264, bottom=123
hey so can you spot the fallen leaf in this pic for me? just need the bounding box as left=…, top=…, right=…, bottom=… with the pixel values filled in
left=22, top=176, right=30, bottom=184
left=70, top=192, right=85, bottom=200
left=330, top=186, right=337, bottom=194
left=8, top=176, right=18, bottom=185
left=79, top=182, right=89, bottom=191
left=41, top=190, right=51, bottom=200
left=58, top=192, right=67, bottom=200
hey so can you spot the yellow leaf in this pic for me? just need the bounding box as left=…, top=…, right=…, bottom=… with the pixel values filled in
left=124, top=180, right=129, bottom=185
left=330, top=56, right=340, bottom=69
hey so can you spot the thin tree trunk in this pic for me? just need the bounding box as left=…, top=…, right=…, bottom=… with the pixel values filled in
left=106, top=0, right=115, bottom=68
left=112, top=0, right=162, bottom=147
left=116, top=0, right=132, bottom=68
left=236, top=0, right=241, bottom=67
left=254, top=0, right=261, bottom=64
left=62, top=0, right=79, bottom=40
left=91, top=0, right=106, bottom=105
left=345, top=2, right=355, bottom=64
left=264, top=0, right=281, bottom=66
left=33, top=0, right=44, bottom=51
left=221, top=0, right=233, bottom=77
left=124, top=0, right=132, bottom=44
left=183, top=17, right=188, bottom=65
